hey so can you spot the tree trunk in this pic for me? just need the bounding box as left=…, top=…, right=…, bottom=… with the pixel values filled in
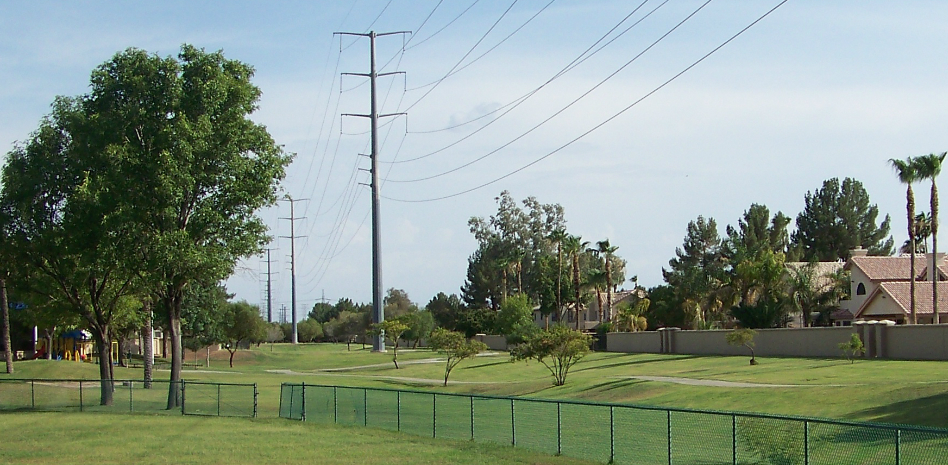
left=1, top=279, right=13, bottom=374
left=933, top=181, right=940, bottom=324
left=605, top=258, right=613, bottom=323
left=596, top=289, right=604, bottom=322
left=557, top=245, right=563, bottom=322
left=117, top=336, right=127, bottom=367
left=908, top=185, right=917, bottom=324
left=45, top=330, right=53, bottom=360
left=227, top=348, right=236, bottom=368
left=92, top=326, right=113, bottom=406
left=573, top=256, right=581, bottom=331
left=165, top=291, right=184, bottom=410
left=143, top=304, right=153, bottom=389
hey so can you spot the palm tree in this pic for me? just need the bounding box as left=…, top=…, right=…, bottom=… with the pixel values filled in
left=563, top=235, right=588, bottom=330
left=891, top=157, right=919, bottom=324
left=915, top=152, right=947, bottom=323
left=586, top=268, right=608, bottom=323
left=594, top=239, right=620, bottom=323
left=548, top=228, right=569, bottom=326
left=900, top=212, right=932, bottom=254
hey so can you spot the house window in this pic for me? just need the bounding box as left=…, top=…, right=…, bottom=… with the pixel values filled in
left=856, top=283, right=866, bottom=295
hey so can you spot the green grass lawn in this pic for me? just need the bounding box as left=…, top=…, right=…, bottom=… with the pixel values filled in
left=6, top=343, right=948, bottom=427
left=0, top=411, right=595, bottom=465
left=5, top=343, right=948, bottom=464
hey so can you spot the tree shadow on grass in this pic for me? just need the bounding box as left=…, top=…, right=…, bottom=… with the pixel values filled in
left=462, top=359, right=511, bottom=370
left=573, top=354, right=707, bottom=373
left=847, top=392, right=948, bottom=429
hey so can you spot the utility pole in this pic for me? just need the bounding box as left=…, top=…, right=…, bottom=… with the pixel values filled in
left=261, top=248, right=277, bottom=323
left=280, top=304, right=287, bottom=325
left=337, top=30, right=408, bottom=353
left=280, top=197, right=307, bottom=344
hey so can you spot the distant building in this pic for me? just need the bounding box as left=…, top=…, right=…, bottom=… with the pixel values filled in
left=839, top=249, right=948, bottom=324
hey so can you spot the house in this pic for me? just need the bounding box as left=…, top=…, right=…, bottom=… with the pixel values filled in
left=785, top=260, right=845, bottom=327
left=532, top=289, right=643, bottom=330
left=839, top=249, right=948, bottom=324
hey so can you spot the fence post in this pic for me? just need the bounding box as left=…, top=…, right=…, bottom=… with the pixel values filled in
left=896, top=428, right=901, bottom=465
left=397, top=391, right=401, bottom=432
left=333, top=386, right=337, bottom=423
left=31, top=380, right=34, bottom=409
left=288, top=385, right=295, bottom=419
left=181, top=381, right=186, bottom=415
left=301, top=382, right=306, bottom=422
left=511, top=398, right=516, bottom=447
left=130, top=381, right=134, bottom=413
left=217, top=383, right=221, bottom=417
left=557, top=402, right=562, bottom=456
left=79, top=380, right=83, bottom=412
left=731, top=414, right=736, bottom=465
left=470, top=396, right=474, bottom=441
left=667, top=410, right=672, bottom=465
left=433, top=394, right=437, bottom=438
left=253, top=384, right=258, bottom=418
left=363, top=388, right=368, bottom=426
left=804, top=420, right=809, bottom=465
left=610, top=406, right=615, bottom=464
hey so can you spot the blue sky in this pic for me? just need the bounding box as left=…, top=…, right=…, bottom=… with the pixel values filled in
left=3, top=1, right=948, bottom=321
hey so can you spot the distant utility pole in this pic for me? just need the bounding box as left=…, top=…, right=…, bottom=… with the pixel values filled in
left=280, top=304, right=287, bottom=325
left=280, top=196, right=307, bottom=344
left=336, top=30, right=409, bottom=353
left=262, top=248, right=277, bottom=323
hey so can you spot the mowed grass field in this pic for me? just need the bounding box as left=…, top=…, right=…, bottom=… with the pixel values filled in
left=4, top=343, right=948, bottom=464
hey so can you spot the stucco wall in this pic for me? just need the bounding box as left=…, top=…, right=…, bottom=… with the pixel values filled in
left=609, top=326, right=854, bottom=358
left=475, top=334, right=508, bottom=351
left=606, top=332, right=661, bottom=353
left=885, top=324, right=948, bottom=360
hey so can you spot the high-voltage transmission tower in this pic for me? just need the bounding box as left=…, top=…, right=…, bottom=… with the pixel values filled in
left=280, top=196, right=307, bottom=344
left=336, top=30, right=409, bottom=352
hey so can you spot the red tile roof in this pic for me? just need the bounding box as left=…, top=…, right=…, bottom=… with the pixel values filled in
left=864, top=281, right=948, bottom=316
left=847, top=255, right=929, bottom=281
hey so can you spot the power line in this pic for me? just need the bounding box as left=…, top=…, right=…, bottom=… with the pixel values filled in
left=406, top=0, right=482, bottom=51
left=399, top=0, right=665, bottom=138
left=385, top=0, right=712, bottom=184
left=383, top=0, right=790, bottom=203
left=402, top=0, right=520, bottom=113
left=382, top=0, right=662, bottom=166
left=405, top=0, right=556, bottom=92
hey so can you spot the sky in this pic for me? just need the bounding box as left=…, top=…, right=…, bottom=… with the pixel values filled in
left=3, top=1, right=948, bottom=323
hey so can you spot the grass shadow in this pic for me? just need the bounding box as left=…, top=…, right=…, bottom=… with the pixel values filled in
left=847, top=392, right=948, bottom=428
left=574, top=354, right=707, bottom=372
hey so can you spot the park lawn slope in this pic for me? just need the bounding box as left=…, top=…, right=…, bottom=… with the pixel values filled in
left=7, top=343, right=948, bottom=427
left=0, top=412, right=595, bottom=465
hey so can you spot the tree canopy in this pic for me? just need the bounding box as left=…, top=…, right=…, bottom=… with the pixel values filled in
left=791, top=178, right=893, bottom=261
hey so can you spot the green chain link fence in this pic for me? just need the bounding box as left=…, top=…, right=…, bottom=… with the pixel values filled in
left=280, top=383, right=948, bottom=465
left=0, top=379, right=257, bottom=417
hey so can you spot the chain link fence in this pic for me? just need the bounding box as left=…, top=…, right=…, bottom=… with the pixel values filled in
left=0, top=379, right=257, bottom=417
left=280, top=383, right=948, bottom=465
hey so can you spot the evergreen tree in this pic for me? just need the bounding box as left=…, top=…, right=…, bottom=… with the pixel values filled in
left=791, top=178, right=893, bottom=261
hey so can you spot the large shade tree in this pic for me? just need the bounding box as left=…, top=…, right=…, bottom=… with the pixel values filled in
left=0, top=97, right=141, bottom=405
left=33, top=45, right=291, bottom=407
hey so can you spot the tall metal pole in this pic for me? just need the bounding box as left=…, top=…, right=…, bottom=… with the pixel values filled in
left=266, top=248, right=274, bottom=323
left=369, top=31, right=384, bottom=352
left=280, top=197, right=307, bottom=344
left=290, top=199, right=298, bottom=343
left=337, top=30, right=408, bottom=353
